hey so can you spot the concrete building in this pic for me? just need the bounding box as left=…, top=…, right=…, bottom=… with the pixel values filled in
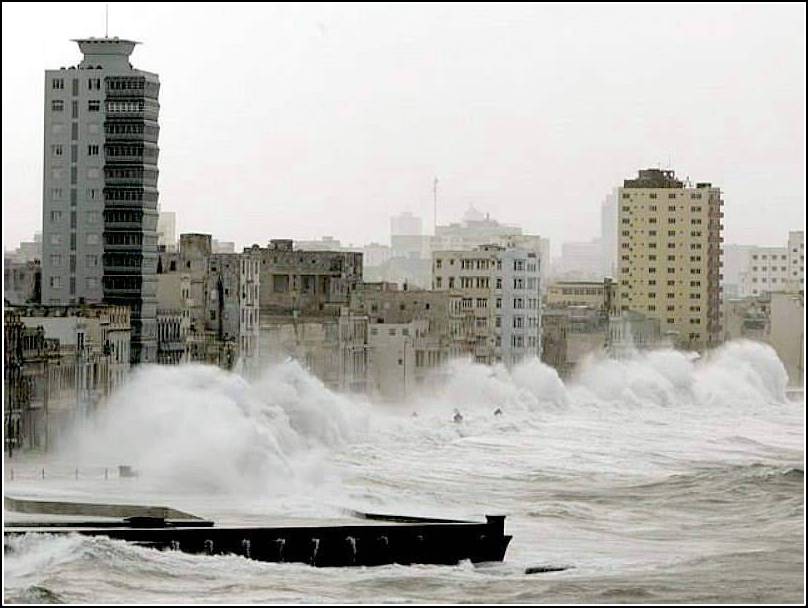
left=5, top=232, right=43, bottom=263
left=4, top=304, right=131, bottom=452
left=254, top=239, right=365, bottom=387
left=212, top=239, right=236, bottom=254
left=157, top=211, right=176, bottom=252
left=723, top=291, right=804, bottom=387
left=722, top=232, right=803, bottom=298
left=432, top=245, right=541, bottom=366
left=607, top=311, right=662, bottom=357
left=541, top=306, right=607, bottom=377
left=546, top=280, right=611, bottom=309
left=362, top=242, right=392, bottom=268
left=41, top=37, right=160, bottom=364
left=617, top=169, right=723, bottom=351
left=255, top=239, right=363, bottom=318
left=722, top=244, right=756, bottom=299
left=4, top=259, right=41, bottom=306
left=156, top=272, right=191, bottom=364
left=431, top=208, right=550, bottom=292
left=787, top=231, right=805, bottom=292
left=601, top=191, right=619, bottom=278
left=157, top=234, right=261, bottom=369
left=205, top=251, right=261, bottom=369
left=350, top=283, right=469, bottom=399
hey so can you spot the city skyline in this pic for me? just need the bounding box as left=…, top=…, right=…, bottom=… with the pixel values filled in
left=2, top=3, right=805, bottom=257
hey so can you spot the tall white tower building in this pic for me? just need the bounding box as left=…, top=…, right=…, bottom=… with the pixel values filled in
left=41, top=37, right=160, bottom=363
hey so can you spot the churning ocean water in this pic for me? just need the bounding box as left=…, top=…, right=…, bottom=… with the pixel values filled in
left=3, top=340, right=804, bottom=604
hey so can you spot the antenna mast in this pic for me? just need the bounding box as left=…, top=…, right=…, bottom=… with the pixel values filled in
left=105, top=4, right=109, bottom=38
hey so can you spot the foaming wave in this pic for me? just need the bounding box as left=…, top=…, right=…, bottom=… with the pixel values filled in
left=57, top=360, right=370, bottom=496
left=568, top=340, right=788, bottom=409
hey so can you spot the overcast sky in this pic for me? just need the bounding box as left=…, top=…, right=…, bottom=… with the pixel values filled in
left=2, top=2, right=805, bottom=255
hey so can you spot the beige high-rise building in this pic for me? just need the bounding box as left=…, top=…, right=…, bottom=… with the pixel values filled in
left=617, top=169, right=723, bottom=351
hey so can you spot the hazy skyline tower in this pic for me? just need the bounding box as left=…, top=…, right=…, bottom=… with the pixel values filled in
left=41, top=37, right=160, bottom=363
left=617, top=169, right=723, bottom=351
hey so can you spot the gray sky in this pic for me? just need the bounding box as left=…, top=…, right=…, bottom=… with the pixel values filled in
left=2, top=2, right=805, bottom=255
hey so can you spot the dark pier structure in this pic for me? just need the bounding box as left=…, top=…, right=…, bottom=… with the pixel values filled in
left=4, top=498, right=512, bottom=567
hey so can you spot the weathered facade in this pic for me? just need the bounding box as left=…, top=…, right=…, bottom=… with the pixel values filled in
left=4, top=304, right=131, bottom=453
left=617, top=169, right=723, bottom=351
left=723, top=291, right=804, bottom=386
left=432, top=245, right=541, bottom=366
left=4, top=259, right=41, bottom=305
left=157, top=235, right=259, bottom=370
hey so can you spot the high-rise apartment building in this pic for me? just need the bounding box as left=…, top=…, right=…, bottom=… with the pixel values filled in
left=432, top=245, right=541, bottom=366
left=617, top=169, right=723, bottom=351
left=41, top=38, right=160, bottom=363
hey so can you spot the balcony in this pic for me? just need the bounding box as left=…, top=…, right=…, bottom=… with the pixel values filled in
left=105, top=220, right=144, bottom=231
left=106, top=107, right=159, bottom=121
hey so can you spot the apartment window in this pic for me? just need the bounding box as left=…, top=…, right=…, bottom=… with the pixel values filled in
left=435, top=277, right=442, bottom=288
left=88, top=78, right=101, bottom=90
left=88, top=144, right=99, bottom=156
left=50, top=234, right=62, bottom=245
left=436, top=259, right=442, bottom=269
left=88, top=100, right=100, bottom=112
left=50, top=210, right=62, bottom=222
left=86, top=255, right=98, bottom=267
left=51, top=144, right=64, bottom=158
left=50, top=277, right=61, bottom=289
left=50, top=254, right=62, bottom=267
left=86, top=278, right=98, bottom=289
left=668, top=193, right=676, bottom=199
left=87, top=234, right=99, bottom=245
left=52, top=78, right=64, bottom=90
left=51, top=99, right=64, bottom=112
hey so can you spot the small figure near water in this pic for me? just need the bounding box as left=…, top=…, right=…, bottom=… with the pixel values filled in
left=493, top=407, right=503, bottom=417
left=452, top=409, right=463, bottom=423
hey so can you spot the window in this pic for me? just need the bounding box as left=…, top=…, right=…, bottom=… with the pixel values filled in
left=50, top=234, right=62, bottom=245
left=87, top=234, right=99, bottom=245
left=52, top=78, right=64, bottom=90
left=50, top=254, right=62, bottom=267
left=51, top=144, right=63, bottom=157
left=88, top=144, right=99, bottom=156
left=50, top=210, right=62, bottom=222
left=50, top=277, right=61, bottom=289
left=86, top=278, right=98, bottom=289
left=51, top=99, right=64, bottom=112
left=51, top=187, right=63, bottom=201
left=88, top=100, right=100, bottom=112
left=88, top=78, right=101, bottom=90
left=86, top=255, right=98, bottom=267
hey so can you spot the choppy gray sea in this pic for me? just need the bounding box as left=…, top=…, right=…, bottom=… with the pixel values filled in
left=3, top=341, right=805, bottom=603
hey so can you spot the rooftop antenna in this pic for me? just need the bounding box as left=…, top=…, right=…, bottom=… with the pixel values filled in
left=105, top=4, right=109, bottom=38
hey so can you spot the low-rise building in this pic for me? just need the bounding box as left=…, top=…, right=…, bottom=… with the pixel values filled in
left=432, top=245, right=541, bottom=366
left=723, top=291, right=804, bottom=386
left=4, top=259, right=41, bottom=305
left=4, top=304, right=131, bottom=452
